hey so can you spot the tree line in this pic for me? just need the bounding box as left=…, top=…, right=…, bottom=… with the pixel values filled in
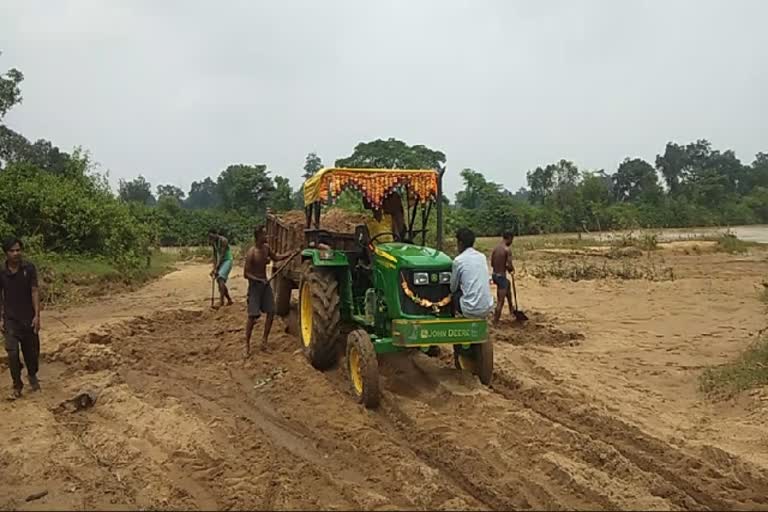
left=451, top=141, right=767, bottom=236
left=2, top=54, right=767, bottom=275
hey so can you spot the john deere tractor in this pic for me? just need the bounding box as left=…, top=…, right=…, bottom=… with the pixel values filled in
left=267, top=167, right=492, bottom=408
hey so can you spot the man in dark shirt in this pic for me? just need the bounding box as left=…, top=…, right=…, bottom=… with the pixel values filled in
left=0, top=237, right=41, bottom=399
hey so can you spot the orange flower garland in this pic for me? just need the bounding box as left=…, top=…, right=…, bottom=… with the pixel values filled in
left=400, top=275, right=452, bottom=314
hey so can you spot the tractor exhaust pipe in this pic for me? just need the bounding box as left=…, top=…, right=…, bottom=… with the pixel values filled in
left=436, top=164, right=446, bottom=251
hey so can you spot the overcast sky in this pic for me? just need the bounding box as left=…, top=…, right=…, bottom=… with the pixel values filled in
left=2, top=0, right=767, bottom=196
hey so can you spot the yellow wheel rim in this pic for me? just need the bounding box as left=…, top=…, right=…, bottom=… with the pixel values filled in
left=349, top=345, right=363, bottom=395
left=300, top=281, right=312, bottom=347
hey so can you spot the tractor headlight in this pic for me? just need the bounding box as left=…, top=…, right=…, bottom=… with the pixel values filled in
left=413, top=272, right=429, bottom=285
left=439, top=271, right=452, bottom=284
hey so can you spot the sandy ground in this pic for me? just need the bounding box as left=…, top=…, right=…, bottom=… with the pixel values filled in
left=1, top=249, right=767, bottom=510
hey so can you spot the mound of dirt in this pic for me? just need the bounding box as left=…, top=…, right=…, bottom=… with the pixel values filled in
left=276, top=208, right=370, bottom=234
left=491, top=312, right=584, bottom=347
left=275, top=210, right=307, bottom=229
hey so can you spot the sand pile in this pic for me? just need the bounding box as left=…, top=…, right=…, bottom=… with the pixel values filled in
left=275, top=208, right=370, bottom=234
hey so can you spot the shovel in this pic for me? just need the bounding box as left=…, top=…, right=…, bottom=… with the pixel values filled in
left=267, top=250, right=301, bottom=284
left=509, top=274, right=528, bottom=322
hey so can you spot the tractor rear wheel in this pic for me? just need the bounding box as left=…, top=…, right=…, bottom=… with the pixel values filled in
left=453, top=341, right=493, bottom=385
left=298, top=263, right=341, bottom=370
left=346, top=329, right=380, bottom=409
left=274, top=275, right=293, bottom=317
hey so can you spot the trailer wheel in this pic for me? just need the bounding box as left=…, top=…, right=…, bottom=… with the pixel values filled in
left=274, top=274, right=293, bottom=317
left=453, top=341, right=493, bottom=385
left=298, top=263, right=341, bottom=370
left=346, top=329, right=380, bottom=408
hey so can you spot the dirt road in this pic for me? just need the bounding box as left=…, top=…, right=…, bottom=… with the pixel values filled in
left=1, top=252, right=767, bottom=510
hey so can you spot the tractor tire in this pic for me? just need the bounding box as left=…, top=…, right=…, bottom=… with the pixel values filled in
left=298, top=262, right=341, bottom=370
left=453, top=341, right=493, bottom=385
left=346, top=329, right=380, bottom=409
left=273, top=274, right=293, bottom=317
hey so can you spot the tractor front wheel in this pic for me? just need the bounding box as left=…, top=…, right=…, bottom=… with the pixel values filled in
left=453, top=341, right=493, bottom=385
left=346, top=330, right=380, bottom=409
left=298, top=263, right=341, bottom=370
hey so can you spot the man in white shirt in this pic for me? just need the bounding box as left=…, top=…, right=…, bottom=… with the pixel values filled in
left=450, top=228, right=493, bottom=318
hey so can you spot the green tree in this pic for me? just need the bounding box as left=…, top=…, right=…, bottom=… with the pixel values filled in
left=335, top=138, right=445, bottom=169
left=526, top=165, right=555, bottom=204
left=580, top=171, right=613, bottom=230
left=656, top=142, right=687, bottom=195
left=455, top=168, right=502, bottom=209
left=614, top=158, right=662, bottom=203
left=0, top=126, right=75, bottom=176
left=156, top=184, right=185, bottom=203
left=216, top=164, right=274, bottom=214
left=744, top=153, right=768, bottom=193
left=0, top=53, right=23, bottom=120
left=185, top=177, right=220, bottom=209
left=303, top=152, right=323, bottom=178
left=271, top=176, right=294, bottom=212
left=119, top=175, right=156, bottom=205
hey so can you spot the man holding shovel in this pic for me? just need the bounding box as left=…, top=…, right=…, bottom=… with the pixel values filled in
left=209, top=229, right=234, bottom=308
left=243, top=225, right=293, bottom=357
left=491, top=230, right=525, bottom=324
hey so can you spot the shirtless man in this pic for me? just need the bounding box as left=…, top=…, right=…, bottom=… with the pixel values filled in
left=243, top=225, right=291, bottom=357
left=491, top=230, right=515, bottom=324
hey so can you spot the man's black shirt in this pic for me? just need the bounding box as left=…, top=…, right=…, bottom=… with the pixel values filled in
left=0, top=260, right=38, bottom=327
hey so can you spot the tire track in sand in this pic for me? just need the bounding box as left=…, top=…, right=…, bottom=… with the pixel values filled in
left=491, top=370, right=768, bottom=510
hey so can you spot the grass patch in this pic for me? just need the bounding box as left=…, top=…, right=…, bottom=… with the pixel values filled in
left=610, top=231, right=659, bottom=252
left=714, top=232, right=757, bottom=254
left=528, top=254, right=675, bottom=282
left=33, top=251, right=178, bottom=306
left=700, top=336, right=768, bottom=397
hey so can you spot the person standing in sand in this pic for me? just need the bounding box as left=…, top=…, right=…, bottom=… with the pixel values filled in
left=209, top=229, right=234, bottom=308
left=243, top=225, right=292, bottom=357
left=0, top=237, right=41, bottom=400
left=491, top=230, right=515, bottom=325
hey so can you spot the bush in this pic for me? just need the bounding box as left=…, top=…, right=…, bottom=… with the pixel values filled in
left=0, top=162, right=150, bottom=273
left=715, top=232, right=752, bottom=254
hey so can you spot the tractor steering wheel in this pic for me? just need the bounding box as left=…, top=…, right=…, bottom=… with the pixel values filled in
left=369, top=232, right=399, bottom=245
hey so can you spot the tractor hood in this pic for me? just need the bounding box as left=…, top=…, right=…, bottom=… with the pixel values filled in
left=375, top=243, right=452, bottom=269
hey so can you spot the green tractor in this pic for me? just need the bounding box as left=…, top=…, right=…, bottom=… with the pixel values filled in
left=266, top=167, right=492, bottom=408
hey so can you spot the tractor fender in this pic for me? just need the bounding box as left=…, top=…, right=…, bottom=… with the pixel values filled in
left=302, top=248, right=350, bottom=267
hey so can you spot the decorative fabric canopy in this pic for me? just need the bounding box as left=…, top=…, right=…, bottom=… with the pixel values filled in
left=303, top=168, right=439, bottom=208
